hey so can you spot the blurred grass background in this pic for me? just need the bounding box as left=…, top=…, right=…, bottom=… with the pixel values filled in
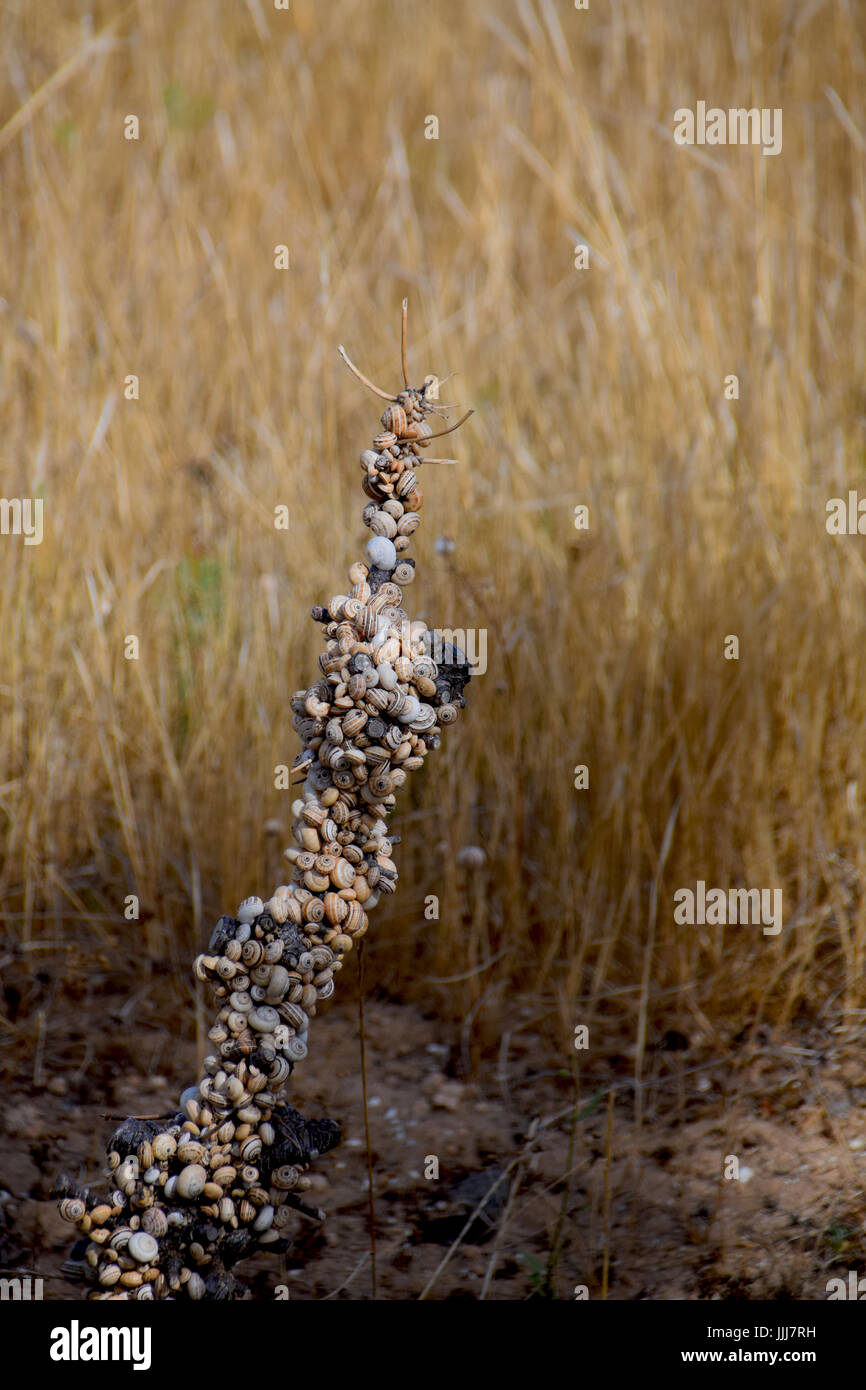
left=1, top=0, right=865, bottom=1073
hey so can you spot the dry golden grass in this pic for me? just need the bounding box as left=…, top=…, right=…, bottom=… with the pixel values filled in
left=1, top=0, right=865, bottom=1066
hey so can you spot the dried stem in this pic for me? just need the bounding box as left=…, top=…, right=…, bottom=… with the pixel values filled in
left=337, top=344, right=396, bottom=402
left=401, top=298, right=410, bottom=388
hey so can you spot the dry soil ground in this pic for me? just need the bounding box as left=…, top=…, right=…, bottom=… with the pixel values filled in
left=3, top=971, right=866, bottom=1301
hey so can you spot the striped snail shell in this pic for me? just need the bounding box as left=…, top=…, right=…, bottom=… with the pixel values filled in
left=278, top=1001, right=308, bottom=1030
left=395, top=469, right=418, bottom=497
left=372, top=431, right=397, bottom=450
left=324, top=891, right=348, bottom=924
left=369, top=509, right=398, bottom=538
left=141, top=1207, right=168, bottom=1238
left=269, top=1056, right=292, bottom=1084
left=381, top=404, right=408, bottom=435
left=60, top=1197, right=86, bottom=1223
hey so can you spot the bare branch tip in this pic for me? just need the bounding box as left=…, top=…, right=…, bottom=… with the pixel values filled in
left=338, top=344, right=396, bottom=402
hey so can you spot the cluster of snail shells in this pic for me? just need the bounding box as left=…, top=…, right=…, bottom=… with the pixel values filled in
left=196, top=898, right=338, bottom=1068
left=277, top=390, right=468, bottom=958
left=57, top=381, right=470, bottom=1300
left=57, top=905, right=335, bottom=1300
left=59, top=1117, right=309, bottom=1301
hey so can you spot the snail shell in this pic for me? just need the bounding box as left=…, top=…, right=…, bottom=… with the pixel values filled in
left=253, top=1204, right=275, bottom=1233
left=249, top=1005, right=280, bottom=1033
left=346, top=675, right=367, bottom=703
left=273, top=1164, right=301, bottom=1191
left=395, top=469, right=418, bottom=497
left=241, top=1136, right=262, bottom=1162
left=265, top=889, right=291, bottom=925
left=237, top=896, right=264, bottom=925
left=177, top=1140, right=206, bottom=1166
left=176, top=1164, right=207, bottom=1200
left=410, top=704, right=437, bottom=732
left=397, top=511, right=421, bottom=536
left=141, top=1208, right=168, bottom=1238
left=118, top=1156, right=139, bottom=1186
left=377, top=663, right=398, bottom=690
left=366, top=536, right=397, bottom=571
left=356, top=605, right=378, bottom=640
left=278, top=1001, right=308, bottom=1030
left=60, top=1198, right=86, bottom=1223
left=99, top=1263, right=122, bottom=1287
left=344, top=901, right=365, bottom=934
left=128, top=1232, right=159, bottom=1264
left=438, top=703, right=459, bottom=724
left=241, top=939, right=264, bottom=966
left=324, top=891, right=348, bottom=924
left=381, top=404, right=408, bottom=435
left=369, top=510, right=398, bottom=538
left=393, top=561, right=415, bottom=585
left=265, top=966, right=291, bottom=1002
left=285, top=1036, right=309, bottom=1061
left=304, top=869, right=330, bottom=892
left=219, top=1196, right=235, bottom=1224
left=187, top=1272, right=206, bottom=1301
left=264, top=939, right=285, bottom=963
left=329, top=858, right=355, bottom=888
left=225, top=1075, right=245, bottom=1101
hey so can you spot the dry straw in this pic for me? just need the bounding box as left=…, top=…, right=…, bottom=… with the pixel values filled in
left=54, top=306, right=473, bottom=1300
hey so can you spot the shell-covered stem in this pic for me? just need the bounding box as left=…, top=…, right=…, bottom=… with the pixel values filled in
left=55, top=322, right=471, bottom=1300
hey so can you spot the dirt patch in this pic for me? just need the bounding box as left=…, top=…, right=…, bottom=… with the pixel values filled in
left=3, top=975, right=866, bottom=1300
